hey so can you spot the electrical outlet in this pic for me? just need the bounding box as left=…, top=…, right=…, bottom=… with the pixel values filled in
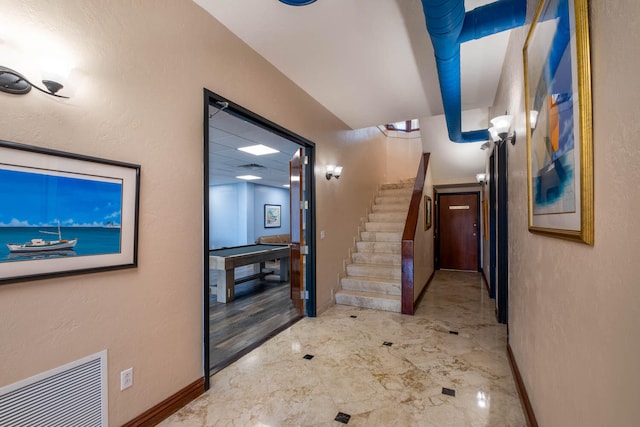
left=120, top=368, right=133, bottom=391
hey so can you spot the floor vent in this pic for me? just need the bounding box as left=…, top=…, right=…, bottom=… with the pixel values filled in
left=0, top=350, right=108, bottom=427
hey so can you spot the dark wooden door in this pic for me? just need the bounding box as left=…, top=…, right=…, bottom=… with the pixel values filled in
left=438, top=193, right=480, bottom=271
left=289, top=149, right=304, bottom=315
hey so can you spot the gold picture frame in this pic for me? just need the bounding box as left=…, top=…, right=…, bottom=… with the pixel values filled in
left=523, top=0, right=593, bottom=245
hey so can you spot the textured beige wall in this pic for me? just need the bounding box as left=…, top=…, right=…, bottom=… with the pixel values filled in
left=492, top=1, right=640, bottom=425
left=315, top=126, right=387, bottom=313
left=0, top=1, right=387, bottom=425
left=384, top=134, right=423, bottom=183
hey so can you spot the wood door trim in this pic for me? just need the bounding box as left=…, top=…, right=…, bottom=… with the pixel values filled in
left=497, top=142, right=508, bottom=323
left=289, top=149, right=304, bottom=315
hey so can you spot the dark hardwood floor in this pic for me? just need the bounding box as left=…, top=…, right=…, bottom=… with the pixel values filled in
left=209, top=262, right=301, bottom=374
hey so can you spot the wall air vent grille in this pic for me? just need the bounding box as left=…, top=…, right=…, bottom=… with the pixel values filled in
left=239, top=163, right=266, bottom=170
left=0, top=350, right=107, bottom=427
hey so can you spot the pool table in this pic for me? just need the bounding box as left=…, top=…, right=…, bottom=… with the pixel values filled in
left=209, top=244, right=290, bottom=303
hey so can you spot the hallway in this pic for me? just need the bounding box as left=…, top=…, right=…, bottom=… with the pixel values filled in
left=161, top=271, right=525, bottom=426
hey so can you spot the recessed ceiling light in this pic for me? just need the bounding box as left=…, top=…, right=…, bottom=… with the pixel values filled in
left=238, top=144, right=279, bottom=156
left=236, top=175, right=262, bottom=180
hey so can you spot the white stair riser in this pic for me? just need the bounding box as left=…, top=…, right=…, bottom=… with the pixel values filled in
left=378, top=189, right=413, bottom=198
left=346, top=264, right=401, bottom=280
left=380, top=182, right=414, bottom=190
left=375, top=196, right=411, bottom=205
left=352, top=252, right=401, bottom=265
left=340, top=277, right=401, bottom=295
left=368, top=212, right=407, bottom=222
left=335, top=292, right=401, bottom=312
left=364, top=222, right=405, bottom=232
left=356, top=241, right=401, bottom=254
left=372, top=204, right=408, bottom=213
left=360, top=231, right=402, bottom=242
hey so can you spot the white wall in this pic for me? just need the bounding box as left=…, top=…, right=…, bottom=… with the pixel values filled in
left=209, top=183, right=290, bottom=248
left=492, top=1, right=640, bottom=425
left=420, top=108, right=489, bottom=185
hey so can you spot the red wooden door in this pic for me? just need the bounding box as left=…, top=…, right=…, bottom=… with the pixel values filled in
left=289, top=149, right=304, bottom=315
left=438, top=193, right=479, bottom=271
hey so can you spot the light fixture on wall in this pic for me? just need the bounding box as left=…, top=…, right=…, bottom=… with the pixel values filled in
left=529, top=110, right=539, bottom=130
left=476, top=173, right=487, bottom=184
left=488, top=115, right=516, bottom=145
left=325, top=165, right=343, bottom=180
left=0, top=65, right=69, bottom=98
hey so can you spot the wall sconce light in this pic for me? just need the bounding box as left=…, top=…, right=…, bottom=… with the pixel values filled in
left=529, top=110, right=539, bottom=130
left=488, top=114, right=516, bottom=145
left=0, top=65, right=69, bottom=98
left=325, top=165, right=343, bottom=180
left=476, top=173, right=487, bottom=184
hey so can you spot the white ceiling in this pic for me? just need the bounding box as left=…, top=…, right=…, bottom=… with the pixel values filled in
left=200, top=0, right=516, bottom=187
left=195, top=0, right=511, bottom=130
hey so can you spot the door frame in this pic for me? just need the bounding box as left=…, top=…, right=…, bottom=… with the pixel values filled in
left=202, top=89, right=317, bottom=389
left=435, top=191, right=481, bottom=271
left=496, top=141, right=509, bottom=324
left=489, top=152, right=497, bottom=299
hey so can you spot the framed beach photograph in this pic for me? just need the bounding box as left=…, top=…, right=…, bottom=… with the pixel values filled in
left=264, top=204, right=281, bottom=228
left=523, top=0, right=593, bottom=244
left=0, top=140, right=140, bottom=284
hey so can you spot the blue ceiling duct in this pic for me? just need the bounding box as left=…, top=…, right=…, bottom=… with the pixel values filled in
left=420, top=0, right=526, bottom=142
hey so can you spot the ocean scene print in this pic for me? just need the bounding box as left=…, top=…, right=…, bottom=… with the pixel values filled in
left=0, top=166, right=123, bottom=263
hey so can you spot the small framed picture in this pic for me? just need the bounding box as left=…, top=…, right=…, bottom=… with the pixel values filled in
left=264, top=204, right=281, bottom=228
left=424, top=195, right=432, bottom=231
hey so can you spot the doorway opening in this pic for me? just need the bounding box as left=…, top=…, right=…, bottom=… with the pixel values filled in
left=203, top=90, right=316, bottom=385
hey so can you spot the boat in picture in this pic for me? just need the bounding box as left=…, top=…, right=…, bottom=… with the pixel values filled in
left=6, top=221, right=78, bottom=253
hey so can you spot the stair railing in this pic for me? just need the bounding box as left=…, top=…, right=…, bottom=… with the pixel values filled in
left=401, top=153, right=431, bottom=315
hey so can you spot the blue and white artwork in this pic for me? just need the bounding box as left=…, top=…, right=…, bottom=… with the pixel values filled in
left=530, top=0, right=577, bottom=216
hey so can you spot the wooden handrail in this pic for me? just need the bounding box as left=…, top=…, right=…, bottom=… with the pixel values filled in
left=401, top=153, right=430, bottom=315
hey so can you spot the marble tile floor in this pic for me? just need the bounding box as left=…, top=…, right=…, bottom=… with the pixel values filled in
left=160, top=270, right=525, bottom=426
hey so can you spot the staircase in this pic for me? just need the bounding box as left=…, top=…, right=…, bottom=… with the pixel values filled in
left=335, top=180, right=414, bottom=313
